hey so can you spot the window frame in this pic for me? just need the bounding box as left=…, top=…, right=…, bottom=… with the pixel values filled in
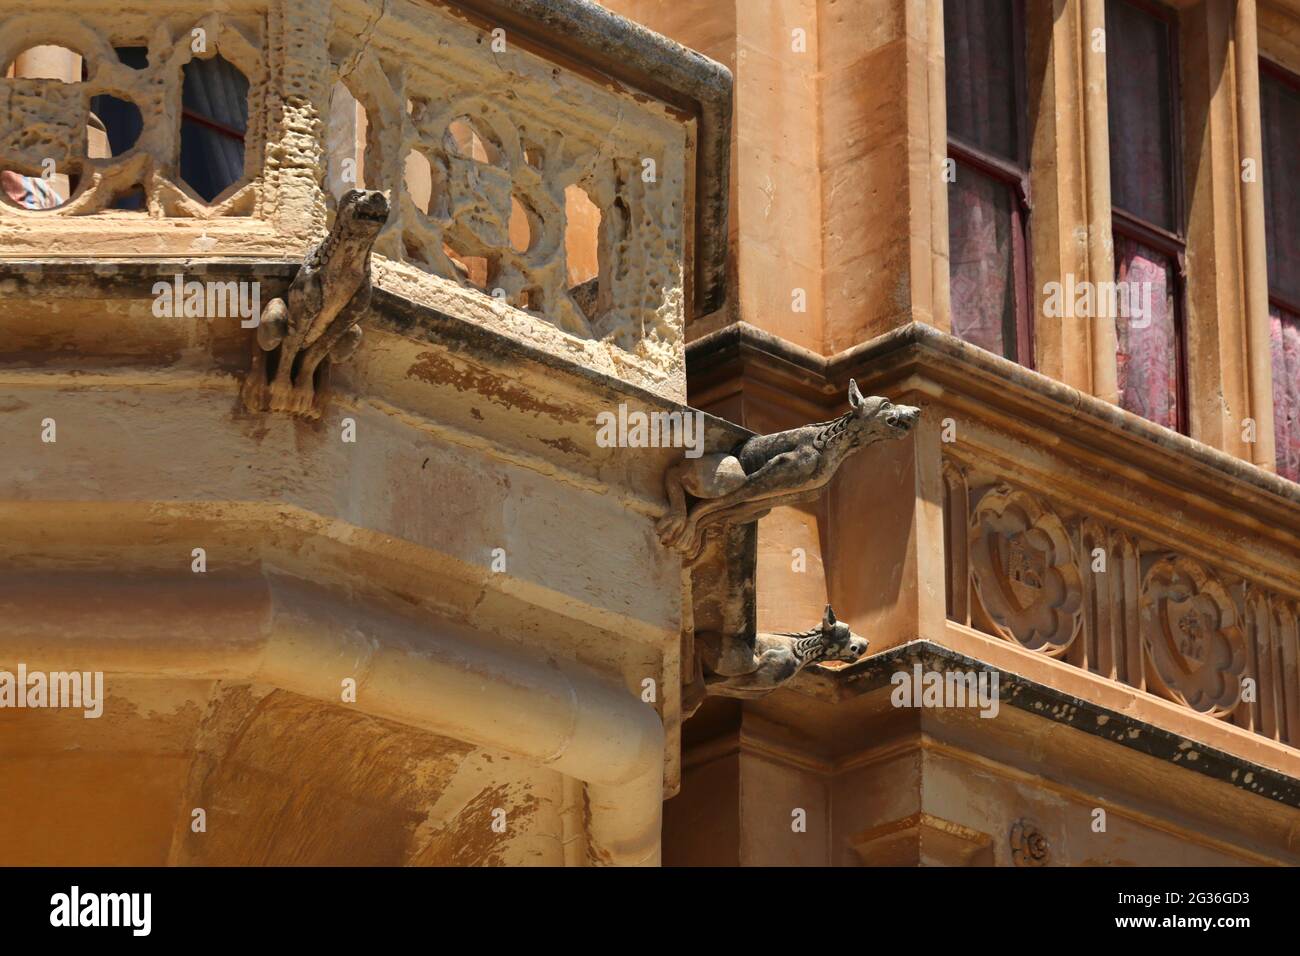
left=945, top=0, right=1035, bottom=368
left=1106, top=0, right=1190, bottom=435
left=1260, top=56, right=1300, bottom=319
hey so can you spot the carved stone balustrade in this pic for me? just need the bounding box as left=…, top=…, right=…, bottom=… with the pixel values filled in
left=0, top=0, right=730, bottom=400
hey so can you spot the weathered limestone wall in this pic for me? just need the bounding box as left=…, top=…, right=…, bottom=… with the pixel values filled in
left=1, top=675, right=576, bottom=866
left=669, top=658, right=1300, bottom=866
left=0, top=255, right=722, bottom=862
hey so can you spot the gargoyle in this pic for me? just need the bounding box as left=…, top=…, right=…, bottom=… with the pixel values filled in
left=684, top=604, right=867, bottom=715
left=241, top=188, right=390, bottom=418
left=657, top=380, right=921, bottom=559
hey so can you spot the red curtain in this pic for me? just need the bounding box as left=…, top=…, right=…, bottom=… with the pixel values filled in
left=945, top=0, right=1021, bottom=359
left=1115, top=237, right=1179, bottom=431
left=1272, top=307, right=1300, bottom=482
left=949, top=167, right=1014, bottom=357
left=1262, top=70, right=1300, bottom=481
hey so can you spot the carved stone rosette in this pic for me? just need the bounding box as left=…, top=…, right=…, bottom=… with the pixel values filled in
left=969, top=486, right=1083, bottom=654
left=1009, top=819, right=1050, bottom=867
left=1140, top=555, right=1247, bottom=715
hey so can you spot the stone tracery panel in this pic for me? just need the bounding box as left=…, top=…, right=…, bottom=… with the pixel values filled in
left=0, top=9, right=267, bottom=218
left=968, top=484, right=1083, bottom=654
left=0, top=0, right=694, bottom=387
left=323, top=0, right=689, bottom=377
left=946, top=461, right=1300, bottom=745
left=1139, top=555, right=1247, bottom=715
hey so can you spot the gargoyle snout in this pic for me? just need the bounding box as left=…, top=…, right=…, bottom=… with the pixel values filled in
left=342, top=188, right=391, bottom=224
left=885, top=404, right=920, bottom=432
left=829, top=621, right=869, bottom=662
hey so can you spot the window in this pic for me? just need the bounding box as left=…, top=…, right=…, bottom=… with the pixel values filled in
left=91, top=47, right=148, bottom=210
left=179, top=54, right=249, bottom=202
left=1261, top=61, right=1300, bottom=482
left=945, top=0, right=1033, bottom=365
left=1106, top=0, right=1186, bottom=432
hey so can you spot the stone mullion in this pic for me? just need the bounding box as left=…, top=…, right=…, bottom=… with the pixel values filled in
left=1254, top=591, right=1280, bottom=740
left=1067, top=519, right=1090, bottom=672
left=1234, top=0, right=1278, bottom=471
left=1278, top=601, right=1300, bottom=746
left=1115, top=534, right=1139, bottom=692
left=267, top=0, right=330, bottom=242
left=942, top=460, right=970, bottom=626
left=1080, top=0, right=1119, bottom=404
left=1236, top=586, right=1261, bottom=733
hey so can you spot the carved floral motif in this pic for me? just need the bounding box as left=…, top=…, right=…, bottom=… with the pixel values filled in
left=1010, top=819, right=1049, bottom=867
left=969, top=486, right=1082, bottom=653
left=1140, top=555, right=1246, bottom=714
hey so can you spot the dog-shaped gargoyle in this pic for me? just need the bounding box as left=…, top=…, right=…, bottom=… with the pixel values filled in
left=684, top=604, right=868, bottom=715
left=657, top=380, right=921, bottom=559
left=241, top=189, right=391, bottom=419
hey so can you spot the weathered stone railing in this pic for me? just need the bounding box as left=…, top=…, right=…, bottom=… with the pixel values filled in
left=944, top=451, right=1299, bottom=744
left=0, top=0, right=730, bottom=399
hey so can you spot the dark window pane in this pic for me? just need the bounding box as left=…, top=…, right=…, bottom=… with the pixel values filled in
left=945, top=0, right=1018, bottom=161
left=89, top=95, right=143, bottom=157
left=949, top=164, right=1017, bottom=358
left=1272, top=306, right=1300, bottom=482
left=1115, top=235, right=1180, bottom=429
left=180, top=55, right=249, bottom=202
left=113, top=45, right=148, bottom=71
left=1106, top=0, right=1176, bottom=230
left=1262, top=69, right=1300, bottom=306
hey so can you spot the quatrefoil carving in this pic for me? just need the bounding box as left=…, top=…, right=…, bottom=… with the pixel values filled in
left=969, top=486, right=1082, bottom=653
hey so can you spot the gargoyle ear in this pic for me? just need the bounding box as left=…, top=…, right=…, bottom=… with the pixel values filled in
left=823, top=604, right=836, bottom=628
left=848, top=379, right=864, bottom=409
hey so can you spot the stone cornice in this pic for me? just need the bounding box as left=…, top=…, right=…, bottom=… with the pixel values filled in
left=687, top=321, right=1300, bottom=534
left=0, top=258, right=751, bottom=442
left=838, top=641, right=1300, bottom=811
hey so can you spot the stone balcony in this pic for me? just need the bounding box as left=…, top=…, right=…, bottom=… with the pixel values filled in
left=689, top=321, right=1300, bottom=825
left=0, top=0, right=730, bottom=400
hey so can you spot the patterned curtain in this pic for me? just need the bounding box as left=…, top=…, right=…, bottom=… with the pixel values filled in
left=1115, top=237, right=1178, bottom=431
left=945, top=0, right=1019, bottom=359
left=1272, top=308, right=1300, bottom=483
left=1107, top=1, right=1181, bottom=429
left=1262, top=71, right=1300, bottom=481
left=949, top=167, right=1014, bottom=357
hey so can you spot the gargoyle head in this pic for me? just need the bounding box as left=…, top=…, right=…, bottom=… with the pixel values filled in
left=337, top=188, right=391, bottom=236
left=820, top=604, right=869, bottom=662
left=845, top=379, right=921, bottom=447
